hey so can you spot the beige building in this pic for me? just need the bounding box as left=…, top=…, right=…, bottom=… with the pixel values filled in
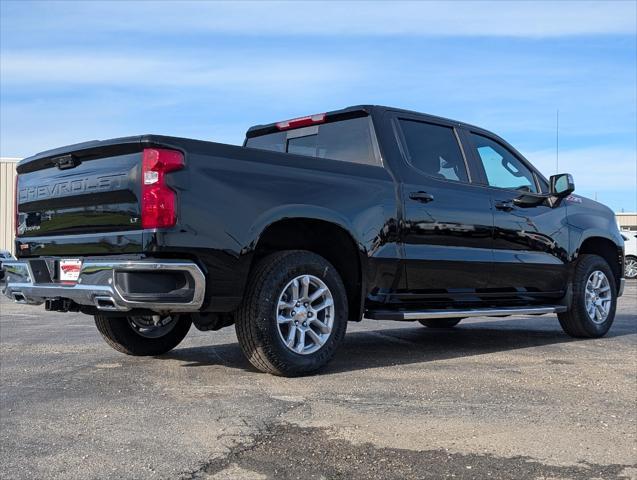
left=1, top=158, right=19, bottom=256
left=616, top=212, right=637, bottom=232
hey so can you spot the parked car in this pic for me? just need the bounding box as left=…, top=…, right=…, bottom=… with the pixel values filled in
left=621, top=231, right=637, bottom=279
left=0, top=250, right=15, bottom=282
left=2, top=105, right=625, bottom=376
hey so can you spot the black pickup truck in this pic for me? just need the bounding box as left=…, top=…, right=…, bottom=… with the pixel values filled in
left=3, top=105, right=625, bottom=376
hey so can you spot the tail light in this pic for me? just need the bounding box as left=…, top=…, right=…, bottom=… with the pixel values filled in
left=276, top=113, right=326, bottom=131
left=141, top=148, right=184, bottom=229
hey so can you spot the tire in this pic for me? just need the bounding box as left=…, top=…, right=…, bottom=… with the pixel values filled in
left=418, top=318, right=463, bottom=328
left=94, top=314, right=192, bottom=356
left=235, top=250, right=348, bottom=376
left=558, top=254, right=617, bottom=338
left=625, top=255, right=637, bottom=279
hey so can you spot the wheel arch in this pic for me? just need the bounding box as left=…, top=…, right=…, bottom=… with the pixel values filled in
left=577, top=234, right=624, bottom=286
left=249, top=214, right=366, bottom=322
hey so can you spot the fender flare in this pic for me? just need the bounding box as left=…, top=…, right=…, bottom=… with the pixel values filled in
left=245, top=204, right=363, bottom=253
left=574, top=229, right=623, bottom=257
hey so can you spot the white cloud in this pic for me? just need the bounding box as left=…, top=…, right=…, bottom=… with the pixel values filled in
left=0, top=53, right=362, bottom=91
left=4, top=1, right=635, bottom=38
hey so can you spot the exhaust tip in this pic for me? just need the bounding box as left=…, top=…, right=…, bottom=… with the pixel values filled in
left=12, top=292, right=26, bottom=303
left=94, top=296, right=119, bottom=311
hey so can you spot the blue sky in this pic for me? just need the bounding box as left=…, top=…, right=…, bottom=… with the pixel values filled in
left=1, top=0, right=636, bottom=211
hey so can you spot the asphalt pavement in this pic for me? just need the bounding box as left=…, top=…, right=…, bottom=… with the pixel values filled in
left=1, top=283, right=635, bottom=479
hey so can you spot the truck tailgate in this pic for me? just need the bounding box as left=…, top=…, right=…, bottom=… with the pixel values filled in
left=18, top=153, right=142, bottom=237
left=15, top=137, right=147, bottom=255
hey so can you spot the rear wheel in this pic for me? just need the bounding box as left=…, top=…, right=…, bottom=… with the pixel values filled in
left=235, top=250, right=348, bottom=376
left=625, top=255, right=637, bottom=279
left=94, top=314, right=191, bottom=356
left=558, top=254, right=617, bottom=338
left=418, top=318, right=463, bottom=329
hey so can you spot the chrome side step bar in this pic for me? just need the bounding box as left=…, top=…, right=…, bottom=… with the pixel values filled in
left=366, top=306, right=567, bottom=321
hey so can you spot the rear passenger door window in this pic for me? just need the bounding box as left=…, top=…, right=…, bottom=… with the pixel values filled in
left=469, top=133, right=538, bottom=193
left=398, top=119, right=469, bottom=183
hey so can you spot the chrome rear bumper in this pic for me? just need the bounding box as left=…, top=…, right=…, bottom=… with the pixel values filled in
left=2, top=259, right=205, bottom=313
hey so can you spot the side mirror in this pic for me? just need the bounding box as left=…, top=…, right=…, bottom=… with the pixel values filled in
left=549, top=173, right=575, bottom=198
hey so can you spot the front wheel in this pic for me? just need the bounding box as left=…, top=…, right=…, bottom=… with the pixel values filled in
left=558, top=254, right=617, bottom=338
left=94, top=314, right=192, bottom=356
left=235, top=250, right=348, bottom=376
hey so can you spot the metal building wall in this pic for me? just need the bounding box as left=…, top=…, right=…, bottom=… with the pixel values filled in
left=0, top=159, right=19, bottom=256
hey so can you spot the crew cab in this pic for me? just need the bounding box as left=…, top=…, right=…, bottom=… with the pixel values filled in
left=2, top=105, right=625, bottom=376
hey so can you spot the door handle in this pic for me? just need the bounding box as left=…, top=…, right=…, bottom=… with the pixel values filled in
left=409, top=191, right=434, bottom=203
left=495, top=201, right=515, bottom=212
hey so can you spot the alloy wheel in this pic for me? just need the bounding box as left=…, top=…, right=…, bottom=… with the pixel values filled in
left=584, top=271, right=612, bottom=324
left=276, top=274, right=335, bottom=355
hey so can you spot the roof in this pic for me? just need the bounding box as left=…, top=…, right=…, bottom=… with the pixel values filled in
left=245, top=104, right=487, bottom=138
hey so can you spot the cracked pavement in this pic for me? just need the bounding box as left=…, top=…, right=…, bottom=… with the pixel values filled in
left=1, top=283, right=635, bottom=479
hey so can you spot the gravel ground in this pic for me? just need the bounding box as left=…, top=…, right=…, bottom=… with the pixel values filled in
left=1, top=283, right=635, bottom=479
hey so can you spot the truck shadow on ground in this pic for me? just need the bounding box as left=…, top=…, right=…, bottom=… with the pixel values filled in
left=163, top=315, right=636, bottom=374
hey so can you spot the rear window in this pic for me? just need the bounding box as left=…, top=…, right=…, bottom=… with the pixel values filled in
left=245, top=116, right=380, bottom=167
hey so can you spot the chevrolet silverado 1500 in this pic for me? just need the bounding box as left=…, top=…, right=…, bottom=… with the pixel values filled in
left=3, top=105, right=625, bottom=376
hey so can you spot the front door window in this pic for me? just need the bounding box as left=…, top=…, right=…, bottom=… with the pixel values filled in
left=470, top=133, right=537, bottom=193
